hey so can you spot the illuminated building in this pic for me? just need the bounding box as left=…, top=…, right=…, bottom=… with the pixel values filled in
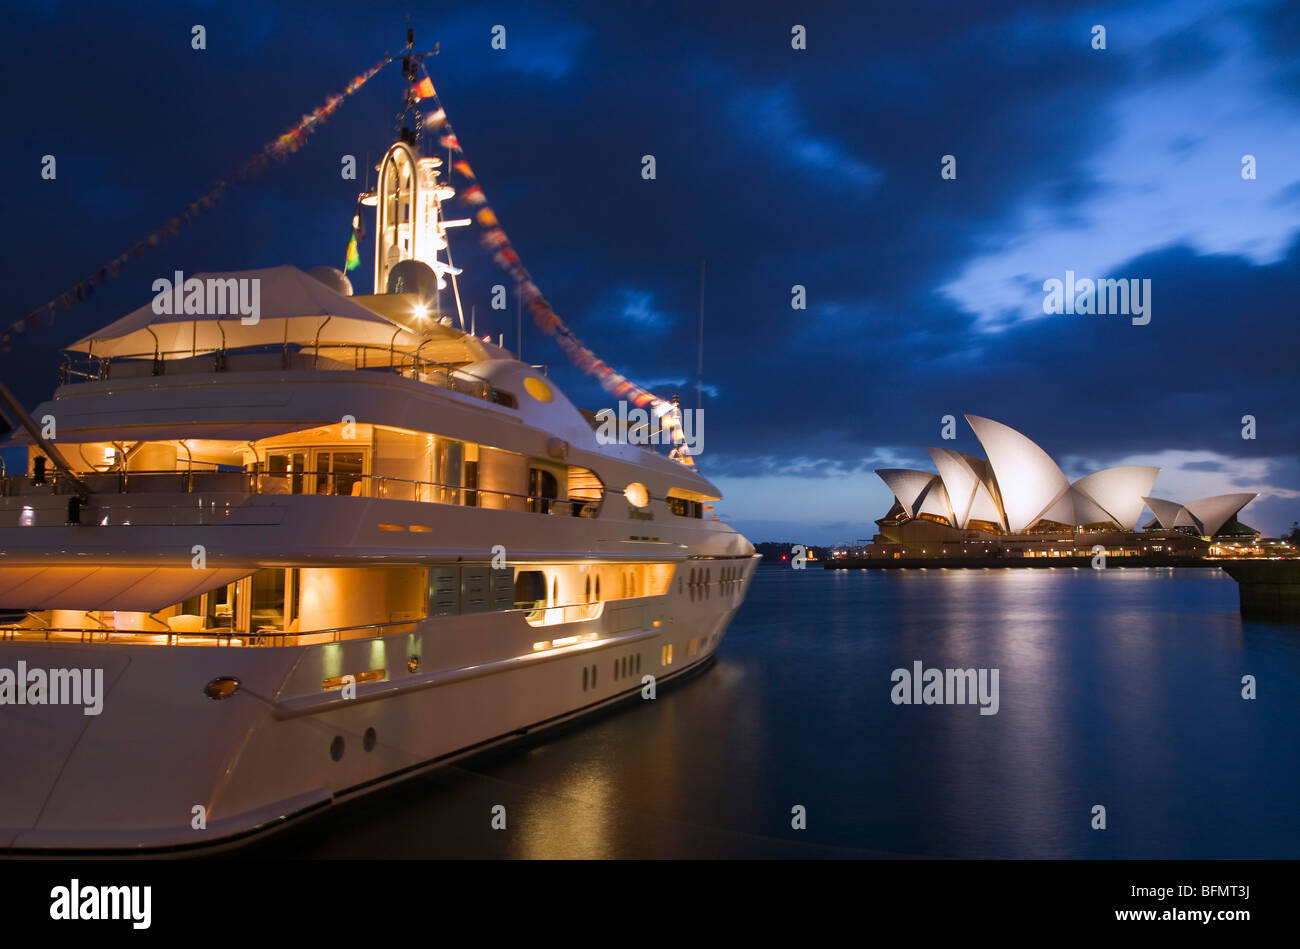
left=866, top=415, right=1258, bottom=560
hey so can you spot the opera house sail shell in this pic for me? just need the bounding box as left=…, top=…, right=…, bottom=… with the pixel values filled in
left=871, top=416, right=1256, bottom=547
left=927, top=447, right=1003, bottom=530
left=964, top=415, right=1072, bottom=533
left=1071, top=466, right=1159, bottom=531
left=1142, top=493, right=1259, bottom=539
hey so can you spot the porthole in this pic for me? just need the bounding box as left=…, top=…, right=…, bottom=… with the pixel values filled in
left=363, top=727, right=377, bottom=752
left=624, top=482, right=649, bottom=508
left=204, top=676, right=240, bottom=700
left=330, top=735, right=345, bottom=762
left=523, top=376, right=554, bottom=403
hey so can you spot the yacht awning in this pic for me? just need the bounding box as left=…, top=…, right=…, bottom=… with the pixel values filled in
left=67, top=266, right=421, bottom=357
left=0, top=566, right=254, bottom=612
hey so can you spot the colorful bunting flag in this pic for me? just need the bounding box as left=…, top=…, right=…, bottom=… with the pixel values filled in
left=405, top=78, right=696, bottom=466
left=345, top=232, right=361, bottom=272
left=4, top=56, right=388, bottom=356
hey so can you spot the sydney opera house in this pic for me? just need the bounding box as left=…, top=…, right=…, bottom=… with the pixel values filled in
left=864, top=415, right=1257, bottom=561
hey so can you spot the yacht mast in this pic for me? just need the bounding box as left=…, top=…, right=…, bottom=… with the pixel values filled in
left=366, top=26, right=468, bottom=330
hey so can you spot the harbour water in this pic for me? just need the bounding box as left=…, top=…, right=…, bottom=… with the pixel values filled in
left=248, top=564, right=1300, bottom=859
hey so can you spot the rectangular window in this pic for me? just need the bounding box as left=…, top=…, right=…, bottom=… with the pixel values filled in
left=463, top=460, right=478, bottom=507
left=250, top=569, right=286, bottom=632
left=325, top=450, right=365, bottom=497
left=667, top=496, right=704, bottom=518
left=264, top=451, right=307, bottom=494
left=513, top=570, right=546, bottom=610
left=661, top=644, right=674, bottom=666
left=288, top=568, right=301, bottom=626
left=206, top=581, right=236, bottom=630
left=437, top=439, right=465, bottom=505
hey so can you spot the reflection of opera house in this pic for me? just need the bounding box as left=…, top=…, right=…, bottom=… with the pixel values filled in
left=865, top=416, right=1258, bottom=561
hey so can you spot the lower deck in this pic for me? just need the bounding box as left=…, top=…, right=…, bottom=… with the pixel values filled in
left=0, top=557, right=752, bottom=647
left=0, top=554, right=761, bottom=852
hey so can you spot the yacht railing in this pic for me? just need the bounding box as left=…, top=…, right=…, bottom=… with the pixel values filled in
left=249, top=469, right=601, bottom=516
left=57, top=344, right=515, bottom=408
left=0, top=599, right=609, bottom=647
left=0, top=468, right=603, bottom=517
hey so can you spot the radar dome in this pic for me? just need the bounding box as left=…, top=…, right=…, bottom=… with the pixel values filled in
left=386, top=260, right=438, bottom=299
left=306, top=266, right=353, bottom=296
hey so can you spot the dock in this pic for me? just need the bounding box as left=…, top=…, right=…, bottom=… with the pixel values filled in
left=1218, top=560, right=1300, bottom=620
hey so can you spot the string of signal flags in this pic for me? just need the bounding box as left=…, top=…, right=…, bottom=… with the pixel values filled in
left=4, top=53, right=694, bottom=468
left=1, top=59, right=387, bottom=355
left=407, top=65, right=695, bottom=466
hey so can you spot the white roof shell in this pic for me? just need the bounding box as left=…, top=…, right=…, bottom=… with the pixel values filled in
left=965, top=415, right=1071, bottom=532
left=1145, top=493, right=1257, bottom=537
left=875, top=419, right=1254, bottom=538
left=877, top=469, right=952, bottom=523
left=1072, top=466, right=1159, bottom=530
left=929, top=447, right=1004, bottom=529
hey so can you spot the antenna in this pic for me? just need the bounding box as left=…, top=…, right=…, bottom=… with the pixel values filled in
left=697, top=258, right=705, bottom=414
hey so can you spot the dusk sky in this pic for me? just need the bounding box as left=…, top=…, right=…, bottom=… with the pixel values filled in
left=2, top=0, right=1298, bottom=542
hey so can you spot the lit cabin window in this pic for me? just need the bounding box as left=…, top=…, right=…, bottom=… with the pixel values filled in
left=624, top=482, right=649, bottom=508
left=667, top=496, right=704, bottom=518
left=513, top=570, right=547, bottom=611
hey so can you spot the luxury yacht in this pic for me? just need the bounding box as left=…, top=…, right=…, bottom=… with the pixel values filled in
left=0, top=105, right=758, bottom=854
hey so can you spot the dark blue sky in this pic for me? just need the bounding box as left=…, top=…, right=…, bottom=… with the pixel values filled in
left=2, top=0, right=1297, bottom=541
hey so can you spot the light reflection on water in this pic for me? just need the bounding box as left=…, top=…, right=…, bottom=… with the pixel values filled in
left=247, top=566, right=1299, bottom=859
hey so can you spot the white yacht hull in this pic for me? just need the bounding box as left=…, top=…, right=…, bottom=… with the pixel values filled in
left=0, top=556, right=757, bottom=854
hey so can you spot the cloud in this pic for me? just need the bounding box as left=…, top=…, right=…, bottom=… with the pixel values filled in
left=940, top=4, right=1300, bottom=332
left=731, top=87, right=881, bottom=192
left=588, top=288, right=673, bottom=334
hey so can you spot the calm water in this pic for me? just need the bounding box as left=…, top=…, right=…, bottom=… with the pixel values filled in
left=248, top=565, right=1300, bottom=859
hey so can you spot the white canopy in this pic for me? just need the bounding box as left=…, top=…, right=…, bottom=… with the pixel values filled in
left=68, top=266, right=421, bottom=357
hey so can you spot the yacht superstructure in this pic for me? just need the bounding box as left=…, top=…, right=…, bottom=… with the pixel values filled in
left=0, top=79, right=757, bottom=854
